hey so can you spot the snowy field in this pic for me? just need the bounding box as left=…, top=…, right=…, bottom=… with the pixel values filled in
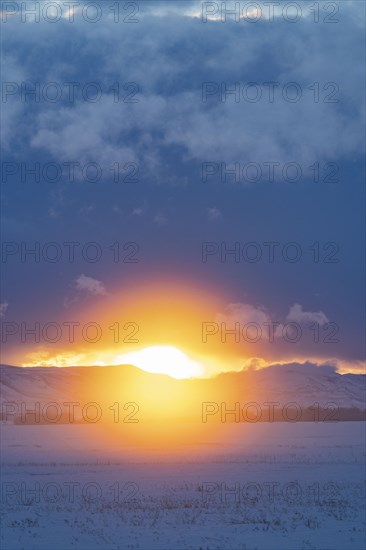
left=1, top=422, right=365, bottom=550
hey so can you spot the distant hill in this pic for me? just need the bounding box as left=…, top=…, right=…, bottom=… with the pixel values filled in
left=1, top=362, right=365, bottom=423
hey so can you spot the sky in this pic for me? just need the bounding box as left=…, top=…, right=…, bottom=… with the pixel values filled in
left=0, top=0, right=365, bottom=375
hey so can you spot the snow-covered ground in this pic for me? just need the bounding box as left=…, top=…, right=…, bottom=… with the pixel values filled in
left=1, top=422, right=365, bottom=549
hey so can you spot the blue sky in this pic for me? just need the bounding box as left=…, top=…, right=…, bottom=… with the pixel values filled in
left=1, top=1, right=365, bottom=372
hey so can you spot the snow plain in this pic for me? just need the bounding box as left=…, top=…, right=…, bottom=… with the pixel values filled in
left=1, top=421, right=365, bottom=550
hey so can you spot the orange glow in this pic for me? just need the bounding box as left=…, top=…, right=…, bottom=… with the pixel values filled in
left=5, top=277, right=362, bottom=376
left=18, top=278, right=242, bottom=375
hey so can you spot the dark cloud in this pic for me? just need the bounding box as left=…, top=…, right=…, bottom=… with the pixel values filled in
left=2, top=2, right=364, bottom=169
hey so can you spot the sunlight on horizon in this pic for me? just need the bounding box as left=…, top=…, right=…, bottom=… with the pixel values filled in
left=114, top=345, right=205, bottom=379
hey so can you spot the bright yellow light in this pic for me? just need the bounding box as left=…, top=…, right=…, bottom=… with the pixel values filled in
left=115, top=346, right=204, bottom=379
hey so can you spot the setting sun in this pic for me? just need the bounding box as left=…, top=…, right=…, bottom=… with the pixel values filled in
left=114, top=345, right=204, bottom=379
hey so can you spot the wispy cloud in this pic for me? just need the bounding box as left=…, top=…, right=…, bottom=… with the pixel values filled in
left=75, top=274, right=107, bottom=296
